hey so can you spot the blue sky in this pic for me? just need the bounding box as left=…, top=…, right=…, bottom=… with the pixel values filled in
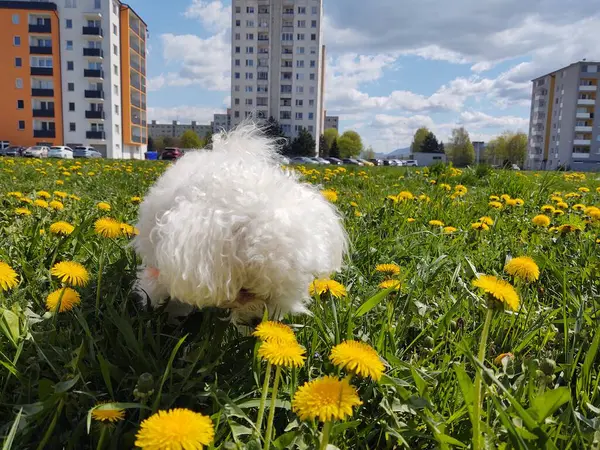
left=130, top=0, right=600, bottom=153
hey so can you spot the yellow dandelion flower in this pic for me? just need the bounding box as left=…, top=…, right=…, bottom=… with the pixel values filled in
left=39, top=229, right=45, bottom=236
left=471, top=222, right=490, bottom=231
left=0, top=262, right=19, bottom=291
left=46, top=287, right=81, bottom=312
left=349, top=201, right=358, bottom=208
left=253, top=321, right=297, bottom=344
left=440, top=184, right=451, bottom=191
left=135, top=408, right=214, bottom=450
left=553, top=209, right=565, bottom=216
left=557, top=224, right=580, bottom=233
left=354, top=210, right=363, bottom=217
left=556, top=201, right=568, bottom=210
left=69, top=195, right=81, bottom=201
left=33, top=199, right=48, bottom=208
left=573, top=204, right=586, bottom=211
left=379, top=279, right=401, bottom=290
left=489, top=201, right=503, bottom=209
left=53, top=191, right=68, bottom=198
left=309, top=279, right=347, bottom=298
left=55, top=180, right=64, bottom=185
left=49, top=200, right=64, bottom=211
left=578, top=187, right=590, bottom=193
left=505, top=199, right=518, bottom=207
left=472, top=275, right=520, bottom=311
left=407, top=218, right=416, bottom=223
left=501, top=194, right=511, bottom=202
left=565, top=192, right=581, bottom=199
left=494, top=352, right=514, bottom=366
left=50, top=221, right=75, bottom=236
left=330, top=340, right=385, bottom=381
left=375, top=264, right=400, bottom=275
left=398, top=191, right=414, bottom=201
left=551, top=196, right=563, bottom=203
left=504, top=256, right=540, bottom=283
left=443, top=226, right=457, bottom=234
left=50, top=261, right=89, bottom=287
left=292, top=376, right=362, bottom=422
left=36, top=190, right=51, bottom=199
left=95, top=217, right=122, bottom=238
left=429, top=220, right=444, bottom=227
left=91, top=404, right=125, bottom=423
left=15, top=207, right=32, bottom=216
left=321, top=190, right=338, bottom=203
left=489, top=195, right=500, bottom=201
left=479, top=216, right=494, bottom=226
left=532, top=215, right=551, bottom=227
left=7, top=191, right=23, bottom=198
left=258, top=340, right=306, bottom=368
left=541, top=205, right=555, bottom=213
left=120, top=223, right=139, bottom=237
left=97, top=202, right=111, bottom=211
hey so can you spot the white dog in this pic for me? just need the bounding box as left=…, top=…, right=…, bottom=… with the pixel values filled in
left=133, top=123, right=347, bottom=326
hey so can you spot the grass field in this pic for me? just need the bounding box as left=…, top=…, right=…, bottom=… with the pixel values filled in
left=0, top=156, right=599, bottom=449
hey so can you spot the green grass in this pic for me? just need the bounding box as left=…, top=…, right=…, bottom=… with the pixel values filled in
left=0, top=157, right=599, bottom=449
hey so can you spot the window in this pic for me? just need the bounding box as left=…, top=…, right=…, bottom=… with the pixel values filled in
left=245, top=85, right=253, bottom=92
left=12, top=13, right=19, bottom=24
left=309, top=73, right=315, bottom=80
left=235, top=46, right=240, bottom=53
left=235, top=72, right=240, bottom=79
left=235, top=33, right=240, bottom=40
left=113, top=44, right=118, bottom=55
left=234, top=85, right=240, bottom=92
left=114, top=84, right=118, bottom=94
left=308, top=125, right=314, bottom=132
left=245, top=98, right=253, bottom=105
left=295, top=112, right=303, bottom=120
left=246, top=20, right=254, bottom=27
left=66, top=19, right=72, bottom=28
left=69, top=102, right=75, bottom=111
left=309, top=86, right=315, bottom=94
left=296, top=73, right=304, bottom=80
left=311, top=34, right=316, bottom=41
left=246, top=59, right=253, bottom=67
left=13, top=36, right=21, bottom=46
left=245, top=111, right=251, bottom=118
left=17, top=100, right=24, bottom=109
left=282, top=124, right=291, bottom=133
left=235, top=6, right=241, bottom=13
left=235, top=20, right=241, bottom=27
left=67, top=61, right=74, bottom=71
left=310, top=46, right=317, bottom=54
left=234, top=98, right=240, bottom=105
left=245, top=72, right=253, bottom=79
left=282, top=33, right=293, bottom=41
left=235, top=59, right=240, bottom=66
left=15, top=57, right=22, bottom=67
left=310, top=60, right=316, bottom=68
left=234, top=111, right=240, bottom=118
left=66, top=40, right=73, bottom=50
left=115, top=124, right=120, bottom=133
left=312, top=6, right=318, bottom=14
left=296, top=86, right=304, bottom=94
left=68, top=82, right=74, bottom=91
left=246, top=33, right=254, bottom=40
left=311, top=20, right=317, bottom=28
left=113, top=24, right=117, bottom=35
left=297, top=20, right=306, bottom=28
left=113, top=64, right=118, bottom=75
left=113, top=2, right=117, bottom=14
left=115, top=104, right=119, bottom=114
left=297, top=33, right=305, bottom=40
left=18, top=120, right=25, bottom=130
left=246, top=6, right=254, bottom=13
left=297, top=47, right=305, bottom=55
left=308, top=112, right=314, bottom=120
left=69, top=122, right=76, bottom=131
left=280, top=111, right=291, bottom=120
left=15, top=78, right=23, bottom=89
left=296, top=99, right=303, bottom=106
left=246, top=46, right=254, bottom=53
left=296, top=60, right=305, bottom=68
left=308, top=99, right=314, bottom=106
left=281, top=84, right=292, bottom=93
left=94, top=0, right=101, bottom=9
left=298, top=6, right=306, bottom=14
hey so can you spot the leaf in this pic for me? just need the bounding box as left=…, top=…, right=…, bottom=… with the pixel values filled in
left=97, top=353, right=114, bottom=399
left=0, top=309, right=20, bottom=347
left=582, top=323, right=600, bottom=392
left=54, top=375, right=80, bottom=393
left=527, top=387, right=570, bottom=423
left=354, top=286, right=397, bottom=318
left=152, top=334, right=188, bottom=412
left=2, top=408, right=23, bottom=450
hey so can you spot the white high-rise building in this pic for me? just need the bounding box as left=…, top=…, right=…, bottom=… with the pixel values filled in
left=230, top=0, right=324, bottom=152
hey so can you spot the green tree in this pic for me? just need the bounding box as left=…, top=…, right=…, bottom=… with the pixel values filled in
left=163, top=136, right=177, bottom=148
left=421, top=132, right=441, bottom=153
left=180, top=130, right=202, bottom=149
left=438, top=142, right=445, bottom=154
left=319, top=134, right=329, bottom=158
left=361, top=145, right=376, bottom=160
left=330, top=139, right=340, bottom=159
left=411, top=127, right=430, bottom=153
left=204, top=131, right=213, bottom=149
left=323, top=128, right=339, bottom=150
left=289, top=127, right=316, bottom=157
left=485, top=132, right=528, bottom=167
left=147, top=136, right=155, bottom=151
left=263, top=116, right=290, bottom=153
left=446, top=127, right=475, bottom=167
left=337, top=130, right=363, bottom=158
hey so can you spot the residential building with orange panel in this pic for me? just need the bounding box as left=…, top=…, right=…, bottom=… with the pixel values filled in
left=0, top=1, right=63, bottom=147
left=119, top=3, right=147, bottom=158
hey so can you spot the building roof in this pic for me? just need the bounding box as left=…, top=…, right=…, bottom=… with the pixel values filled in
left=120, top=2, right=147, bottom=27
left=0, top=1, right=57, bottom=11
left=531, top=60, right=600, bottom=82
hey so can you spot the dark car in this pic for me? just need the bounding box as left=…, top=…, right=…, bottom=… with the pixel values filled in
left=2, top=146, right=25, bottom=157
left=160, top=147, right=183, bottom=160
left=369, top=158, right=383, bottom=166
left=342, top=158, right=363, bottom=166
left=326, top=157, right=343, bottom=165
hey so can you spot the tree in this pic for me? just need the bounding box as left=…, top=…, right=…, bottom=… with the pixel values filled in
left=163, top=136, right=177, bottom=148
left=323, top=128, right=339, bottom=150
left=485, top=132, right=527, bottom=167
left=411, top=127, right=430, bottom=153
left=319, top=134, right=329, bottom=157
left=421, top=132, right=441, bottom=153
left=361, top=145, right=376, bottom=160
left=438, top=142, right=445, bottom=154
left=330, top=139, right=340, bottom=158
left=263, top=116, right=290, bottom=153
left=147, top=136, right=155, bottom=151
left=289, top=127, right=316, bottom=157
left=337, top=130, right=363, bottom=158
left=446, top=127, right=475, bottom=167
left=180, top=130, right=202, bottom=149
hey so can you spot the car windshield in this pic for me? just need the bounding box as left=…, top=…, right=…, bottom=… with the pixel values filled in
left=50, top=147, right=62, bottom=150
left=74, top=147, right=88, bottom=151
left=30, top=146, right=43, bottom=150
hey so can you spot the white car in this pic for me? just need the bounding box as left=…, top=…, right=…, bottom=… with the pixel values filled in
left=23, top=146, right=50, bottom=158
left=48, top=146, right=74, bottom=159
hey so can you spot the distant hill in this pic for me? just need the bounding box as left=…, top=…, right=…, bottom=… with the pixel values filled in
left=374, top=146, right=411, bottom=159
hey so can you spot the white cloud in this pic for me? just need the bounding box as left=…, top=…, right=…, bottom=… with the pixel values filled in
left=458, top=111, right=530, bottom=130
left=147, top=105, right=223, bottom=124
left=184, top=0, right=231, bottom=32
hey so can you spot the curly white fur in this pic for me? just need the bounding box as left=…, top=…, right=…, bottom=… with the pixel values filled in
left=133, top=123, right=347, bottom=325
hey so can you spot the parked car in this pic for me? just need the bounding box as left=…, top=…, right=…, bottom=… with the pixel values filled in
left=357, top=159, right=374, bottom=166
left=73, top=146, right=102, bottom=158
left=1, top=146, right=25, bottom=157
left=368, top=159, right=383, bottom=166
left=290, top=156, right=314, bottom=164
left=404, top=160, right=418, bottom=167
left=326, top=157, right=343, bottom=165
left=311, top=157, right=331, bottom=165
left=160, top=147, right=183, bottom=160
left=48, top=146, right=74, bottom=159
left=23, top=146, right=50, bottom=158
left=383, top=159, right=395, bottom=166
left=343, top=158, right=363, bottom=166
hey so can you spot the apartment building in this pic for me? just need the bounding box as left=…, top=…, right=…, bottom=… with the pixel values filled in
left=527, top=61, right=600, bottom=171
left=230, top=0, right=324, bottom=153
left=212, top=109, right=231, bottom=134
left=324, top=115, right=338, bottom=131
left=148, top=120, right=212, bottom=140
left=0, top=0, right=147, bottom=159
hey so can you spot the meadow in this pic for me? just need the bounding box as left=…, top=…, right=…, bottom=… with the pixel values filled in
left=0, top=156, right=599, bottom=450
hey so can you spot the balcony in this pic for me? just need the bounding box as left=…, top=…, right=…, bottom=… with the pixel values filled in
left=575, top=126, right=593, bottom=132
left=30, top=46, right=52, bottom=55
left=33, top=129, right=55, bottom=138
left=33, top=109, right=55, bottom=118
left=31, top=67, right=53, bottom=76
left=578, top=99, right=595, bottom=106
left=83, top=48, right=104, bottom=58
left=29, top=23, right=52, bottom=33
left=531, top=129, right=543, bottom=136
left=31, top=88, right=53, bottom=98
left=86, top=131, right=106, bottom=140
left=572, top=152, right=590, bottom=159
left=84, top=90, right=104, bottom=99
left=84, top=69, right=104, bottom=79
left=579, top=85, right=597, bottom=92
left=85, top=110, right=105, bottom=119
left=82, top=26, right=103, bottom=37
left=576, top=112, right=591, bottom=119
left=574, top=139, right=591, bottom=146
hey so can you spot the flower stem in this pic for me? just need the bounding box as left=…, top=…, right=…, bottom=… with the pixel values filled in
left=95, top=245, right=105, bottom=317
left=96, top=426, right=107, bottom=450
left=319, top=421, right=333, bottom=450
left=263, top=365, right=281, bottom=450
left=256, top=361, right=272, bottom=434
left=472, top=307, right=493, bottom=450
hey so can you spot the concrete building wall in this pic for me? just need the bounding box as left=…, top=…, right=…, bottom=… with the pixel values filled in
left=413, top=152, right=446, bottom=166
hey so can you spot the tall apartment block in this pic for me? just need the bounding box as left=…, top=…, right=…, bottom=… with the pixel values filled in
left=0, top=0, right=147, bottom=158
left=527, top=61, right=600, bottom=171
left=230, top=0, right=324, bottom=152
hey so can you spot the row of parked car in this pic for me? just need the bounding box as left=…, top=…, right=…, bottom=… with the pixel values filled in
left=289, top=157, right=419, bottom=167
left=0, top=145, right=102, bottom=159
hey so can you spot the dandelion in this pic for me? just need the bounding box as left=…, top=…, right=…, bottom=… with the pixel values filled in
left=501, top=194, right=511, bottom=202
left=551, top=196, right=563, bottom=203
left=407, top=217, right=416, bottom=223
left=309, top=279, right=347, bottom=298
left=553, top=209, right=565, bottom=216
left=50, top=221, right=75, bottom=236
left=135, top=408, right=214, bottom=450
left=489, top=195, right=500, bottom=201
left=375, top=264, right=400, bottom=275
left=398, top=191, right=414, bottom=201
left=258, top=340, right=306, bottom=368
left=541, top=205, right=555, bottom=213
left=53, top=191, right=68, bottom=198
left=505, top=199, right=518, bottom=207
left=578, top=187, right=590, bottom=193
left=479, top=216, right=494, bottom=226
left=573, top=204, right=586, bottom=211
left=330, top=340, right=385, bottom=381
left=120, top=223, right=139, bottom=237
left=51, top=261, right=89, bottom=287
left=556, top=201, right=568, bottom=210
left=49, top=200, right=64, bottom=211
left=36, top=190, right=51, bottom=199
left=429, top=220, right=444, bottom=227
left=557, top=224, right=580, bottom=233
left=472, top=275, right=519, bottom=311
left=0, top=262, right=18, bottom=291
left=253, top=321, right=296, bottom=344
left=504, top=256, right=540, bottom=283
left=321, top=190, right=338, bottom=203
left=494, top=352, right=514, bottom=366
left=471, top=222, right=489, bottom=231
left=489, top=201, right=503, bottom=209
left=379, top=279, right=401, bottom=290
left=46, top=287, right=81, bottom=312
left=354, top=211, right=363, bottom=217
left=292, top=376, right=362, bottom=422
left=7, top=191, right=23, bottom=198
left=15, top=207, right=32, bottom=216
left=95, top=217, right=122, bottom=238
left=131, top=196, right=142, bottom=204
left=443, top=226, right=457, bottom=234
left=91, top=404, right=125, bottom=423
left=532, top=215, right=551, bottom=227
left=70, top=195, right=81, bottom=201
left=97, top=202, right=111, bottom=211
left=33, top=199, right=49, bottom=208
